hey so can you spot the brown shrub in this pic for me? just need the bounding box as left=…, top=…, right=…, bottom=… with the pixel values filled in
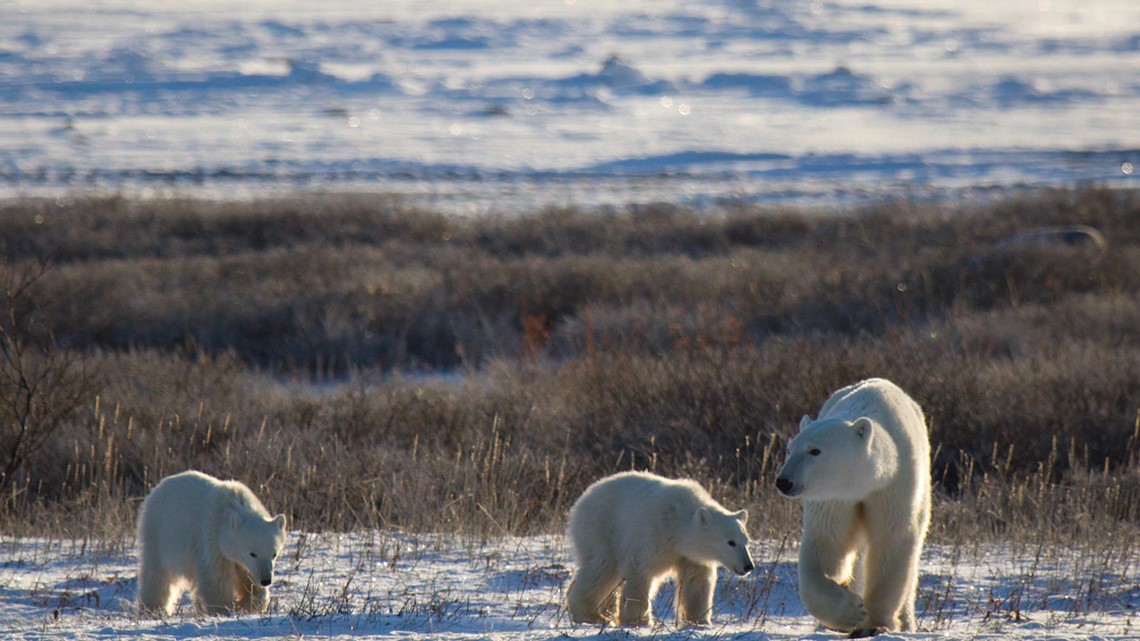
left=0, top=187, right=1138, bottom=541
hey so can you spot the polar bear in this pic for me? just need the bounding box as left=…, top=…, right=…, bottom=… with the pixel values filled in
left=775, top=378, right=930, bottom=638
left=566, top=471, right=754, bottom=627
left=137, top=470, right=287, bottom=617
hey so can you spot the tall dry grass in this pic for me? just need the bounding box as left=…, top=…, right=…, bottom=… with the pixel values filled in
left=0, top=188, right=1137, bottom=550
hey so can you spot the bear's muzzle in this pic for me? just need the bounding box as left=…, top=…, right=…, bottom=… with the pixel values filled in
left=775, top=477, right=795, bottom=496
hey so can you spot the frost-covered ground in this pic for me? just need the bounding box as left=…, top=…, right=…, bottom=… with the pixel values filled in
left=3, top=0, right=1139, bottom=212
left=1, top=533, right=1137, bottom=640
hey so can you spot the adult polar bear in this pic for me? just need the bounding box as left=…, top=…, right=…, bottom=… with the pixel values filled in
left=776, top=378, right=931, bottom=637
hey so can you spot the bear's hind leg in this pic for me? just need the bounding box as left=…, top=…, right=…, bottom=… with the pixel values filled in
left=137, top=561, right=177, bottom=617
left=616, top=561, right=654, bottom=627
left=596, top=584, right=618, bottom=622
left=568, top=555, right=621, bottom=624
left=674, top=559, right=715, bottom=626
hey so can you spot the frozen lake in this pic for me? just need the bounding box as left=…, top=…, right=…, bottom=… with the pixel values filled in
left=2, top=0, right=1139, bottom=212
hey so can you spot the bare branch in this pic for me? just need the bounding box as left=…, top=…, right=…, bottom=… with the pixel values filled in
left=0, top=261, right=97, bottom=502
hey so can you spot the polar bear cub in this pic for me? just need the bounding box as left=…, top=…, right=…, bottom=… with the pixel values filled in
left=776, top=378, right=931, bottom=637
left=566, top=470, right=754, bottom=627
left=137, top=470, right=287, bottom=616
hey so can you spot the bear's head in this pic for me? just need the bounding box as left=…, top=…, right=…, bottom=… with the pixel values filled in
left=775, top=415, right=898, bottom=501
left=677, top=506, right=754, bottom=576
left=220, top=506, right=287, bottom=588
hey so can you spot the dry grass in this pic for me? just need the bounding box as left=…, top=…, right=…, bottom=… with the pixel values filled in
left=0, top=188, right=1137, bottom=552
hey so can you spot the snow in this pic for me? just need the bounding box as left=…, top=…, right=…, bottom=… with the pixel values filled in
left=2, top=0, right=1138, bottom=212
left=1, top=533, right=1137, bottom=640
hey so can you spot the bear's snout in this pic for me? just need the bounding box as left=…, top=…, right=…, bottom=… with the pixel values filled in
left=739, top=561, right=754, bottom=575
left=775, top=477, right=794, bottom=496
left=260, top=577, right=272, bottom=587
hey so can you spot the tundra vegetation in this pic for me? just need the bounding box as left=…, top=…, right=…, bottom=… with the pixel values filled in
left=0, top=188, right=1137, bottom=559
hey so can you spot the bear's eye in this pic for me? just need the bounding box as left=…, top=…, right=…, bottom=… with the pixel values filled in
left=250, top=552, right=257, bottom=558
left=808, top=447, right=822, bottom=456
left=728, top=540, right=737, bottom=547
left=272, top=552, right=278, bottom=559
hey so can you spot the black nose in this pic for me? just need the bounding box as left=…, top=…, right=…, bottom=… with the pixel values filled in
left=742, top=562, right=754, bottom=575
left=775, top=477, right=793, bottom=494
left=260, top=578, right=272, bottom=587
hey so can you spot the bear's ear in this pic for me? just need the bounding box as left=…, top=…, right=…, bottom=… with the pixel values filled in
left=229, top=508, right=243, bottom=530
left=799, top=415, right=812, bottom=431
left=693, top=506, right=710, bottom=527
left=852, top=417, right=873, bottom=444
left=731, top=509, right=748, bottom=524
left=272, top=514, right=287, bottom=531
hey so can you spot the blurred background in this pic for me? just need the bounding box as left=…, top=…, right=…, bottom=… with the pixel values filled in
left=3, top=0, right=1138, bottom=212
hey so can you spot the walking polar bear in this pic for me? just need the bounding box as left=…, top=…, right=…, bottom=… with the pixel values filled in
left=137, top=470, right=288, bottom=616
left=776, top=378, right=931, bottom=637
left=566, top=471, right=754, bottom=627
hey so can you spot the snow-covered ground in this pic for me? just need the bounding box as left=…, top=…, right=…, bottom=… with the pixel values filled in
left=3, top=0, right=1139, bottom=212
left=1, top=532, right=1137, bottom=640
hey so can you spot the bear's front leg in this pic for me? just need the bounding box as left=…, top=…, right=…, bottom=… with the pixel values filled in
left=248, top=585, right=270, bottom=612
left=799, top=503, right=866, bottom=632
left=194, top=560, right=239, bottom=616
left=234, top=567, right=271, bottom=613
left=853, top=528, right=923, bottom=636
left=800, top=567, right=865, bottom=633
left=674, top=559, right=715, bottom=626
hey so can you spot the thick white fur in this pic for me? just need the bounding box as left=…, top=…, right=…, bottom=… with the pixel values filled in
left=137, top=470, right=287, bottom=617
left=776, top=378, right=931, bottom=637
left=566, top=471, right=754, bottom=627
